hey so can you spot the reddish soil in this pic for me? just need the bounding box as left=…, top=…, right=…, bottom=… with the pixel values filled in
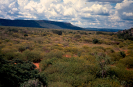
left=126, top=68, right=133, bottom=71
left=110, top=65, right=116, bottom=67
left=118, top=49, right=129, bottom=56
left=33, top=63, right=40, bottom=69
left=110, top=65, right=133, bottom=71
left=63, top=54, right=78, bottom=58
left=63, top=54, right=71, bottom=58
left=123, top=50, right=129, bottom=55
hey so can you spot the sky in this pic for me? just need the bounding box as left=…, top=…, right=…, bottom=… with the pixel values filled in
left=0, top=0, right=133, bottom=29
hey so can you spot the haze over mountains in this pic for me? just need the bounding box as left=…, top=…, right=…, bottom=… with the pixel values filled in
left=0, top=18, right=122, bottom=32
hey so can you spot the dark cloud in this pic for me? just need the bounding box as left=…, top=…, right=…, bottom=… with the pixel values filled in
left=81, top=17, right=96, bottom=21
left=120, top=15, right=133, bottom=21
left=92, top=12, right=110, bottom=16
left=87, top=0, right=124, bottom=3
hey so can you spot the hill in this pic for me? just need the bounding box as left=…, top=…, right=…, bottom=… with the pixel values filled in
left=0, top=18, right=124, bottom=32
left=0, top=18, right=84, bottom=30
left=116, top=28, right=133, bottom=40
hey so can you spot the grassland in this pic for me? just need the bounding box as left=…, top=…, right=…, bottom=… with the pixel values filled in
left=0, top=26, right=133, bottom=87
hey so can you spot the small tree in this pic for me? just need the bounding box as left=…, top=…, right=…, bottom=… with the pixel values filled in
left=0, top=57, right=47, bottom=87
left=120, top=51, right=126, bottom=58
left=95, top=54, right=111, bottom=78
left=52, top=30, right=62, bottom=35
left=93, top=39, right=99, bottom=44
left=24, top=33, right=28, bottom=37
left=74, top=35, right=81, bottom=39
left=18, top=46, right=26, bottom=52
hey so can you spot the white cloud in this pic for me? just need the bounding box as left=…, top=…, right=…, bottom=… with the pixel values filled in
left=123, top=12, right=133, bottom=16
left=0, top=0, right=132, bottom=29
left=64, top=8, right=76, bottom=16
left=115, top=0, right=133, bottom=21
left=87, top=0, right=124, bottom=3
left=83, top=4, right=110, bottom=15
left=0, top=0, right=14, bottom=4
left=115, top=0, right=133, bottom=9
left=17, top=0, right=29, bottom=6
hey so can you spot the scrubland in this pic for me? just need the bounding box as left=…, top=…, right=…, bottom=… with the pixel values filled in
left=0, top=26, right=133, bottom=87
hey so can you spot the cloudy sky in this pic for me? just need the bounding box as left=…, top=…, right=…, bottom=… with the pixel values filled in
left=0, top=0, right=133, bottom=29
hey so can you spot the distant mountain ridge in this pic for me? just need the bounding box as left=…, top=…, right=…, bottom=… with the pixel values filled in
left=0, top=18, right=122, bottom=32
left=0, top=18, right=84, bottom=30
left=85, top=28, right=123, bottom=32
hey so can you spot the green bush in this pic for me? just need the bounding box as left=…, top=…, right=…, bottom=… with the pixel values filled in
left=52, top=30, right=62, bottom=35
left=23, top=50, right=42, bottom=62
left=95, top=55, right=111, bottom=78
left=48, top=82, right=73, bottom=87
left=74, top=34, right=81, bottom=39
left=14, top=52, right=26, bottom=60
left=12, top=33, right=19, bottom=38
left=42, top=32, right=49, bottom=36
left=93, top=39, right=99, bottom=44
left=46, top=70, right=94, bottom=87
left=93, top=46, right=106, bottom=52
left=106, top=48, right=115, bottom=53
left=111, top=67, right=133, bottom=86
left=42, top=58, right=96, bottom=87
left=0, top=57, right=47, bottom=87
left=83, top=38, right=92, bottom=43
left=51, top=45, right=63, bottom=50
left=120, top=51, right=126, bottom=58
left=8, top=28, right=18, bottom=32
left=119, top=57, right=133, bottom=68
left=119, top=43, right=124, bottom=48
left=34, top=37, right=44, bottom=44
left=64, top=47, right=78, bottom=54
left=109, top=52, right=124, bottom=61
left=4, top=52, right=16, bottom=60
left=5, top=39, right=10, bottom=42
left=24, top=33, right=28, bottom=37
left=46, top=50, right=63, bottom=59
left=79, top=31, right=88, bottom=35
left=96, top=31, right=106, bottom=35
left=40, top=58, right=57, bottom=71
left=90, top=78, right=120, bottom=87
left=18, top=46, right=26, bottom=52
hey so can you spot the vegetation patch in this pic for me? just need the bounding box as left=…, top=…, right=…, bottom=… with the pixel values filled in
left=0, top=26, right=133, bottom=87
